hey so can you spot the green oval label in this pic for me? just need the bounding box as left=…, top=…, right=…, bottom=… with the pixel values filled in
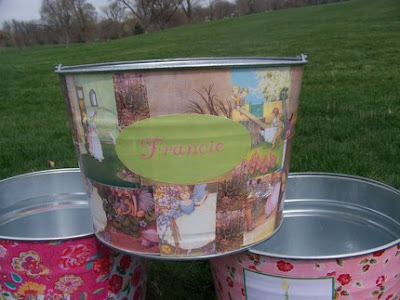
left=115, top=114, right=251, bottom=184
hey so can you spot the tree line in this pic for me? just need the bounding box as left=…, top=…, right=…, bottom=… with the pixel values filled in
left=0, top=0, right=347, bottom=47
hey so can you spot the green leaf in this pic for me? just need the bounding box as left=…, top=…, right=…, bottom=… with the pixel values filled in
left=11, top=273, right=22, bottom=283
left=122, top=283, right=129, bottom=292
left=5, top=282, right=16, bottom=290
left=86, top=262, right=94, bottom=270
left=370, top=259, right=377, bottom=265
left=93, top=288, right=104, bottom=295
left=89, top=253, right=100, bottom=261
left=80, top=292, right=87, bottom=300
left=96, top=274, right=109, bottom=283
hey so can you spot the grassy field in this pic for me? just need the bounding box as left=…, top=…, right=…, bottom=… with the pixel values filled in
left=1, top=0, right=399, bottom=298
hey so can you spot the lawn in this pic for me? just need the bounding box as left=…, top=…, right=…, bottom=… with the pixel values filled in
left=0, top=0, right=399, bottom=298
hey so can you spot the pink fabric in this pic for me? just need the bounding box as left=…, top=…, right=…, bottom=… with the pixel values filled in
left=210, top=243, right=400, bottom=300
left=0, top=237, right=148, bottom=300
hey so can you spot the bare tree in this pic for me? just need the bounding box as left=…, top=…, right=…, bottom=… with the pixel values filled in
left=117, top=0, right=183, bottom=30
left=40, top=0, right=97, bottom=44
left=101, top=0, right=127, bottom=23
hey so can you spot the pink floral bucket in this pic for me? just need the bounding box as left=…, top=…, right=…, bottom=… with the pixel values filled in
left=0, top=169, right=148, bottom=300
left=210, top=173, right=400, bottom=300
left=55, top=56, right=307, bottom=259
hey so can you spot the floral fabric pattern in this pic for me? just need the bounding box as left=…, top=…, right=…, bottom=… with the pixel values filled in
left=0, top=237, right=148, bottom=300
left=210, top=243, right=400, bottom=300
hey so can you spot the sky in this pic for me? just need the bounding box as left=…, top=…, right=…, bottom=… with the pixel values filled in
left=0, top=0, right=109, bottom=24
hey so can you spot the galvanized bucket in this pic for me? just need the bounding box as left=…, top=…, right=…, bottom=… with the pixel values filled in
left=56, top=56, right=307, bottom=259
left=210, top=173, right=400, bottom=299
left=0, top=169, right=148, bottom=300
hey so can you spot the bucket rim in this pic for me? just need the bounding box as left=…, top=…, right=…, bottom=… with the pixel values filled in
left=0, top=168, right=94, bottom=242
left=54, top=55, right=307, bottom=74
left=248, top=172, right=400, bottom=260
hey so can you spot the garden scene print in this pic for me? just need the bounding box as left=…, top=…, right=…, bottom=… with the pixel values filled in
left=61, top=66, right=299, bottom=256
left=64, top=74, right=140, bottom=188
left=89, top=181, right=159, bottom=254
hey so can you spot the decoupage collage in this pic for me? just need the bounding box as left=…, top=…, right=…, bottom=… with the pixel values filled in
left=61, top=66, right=303, bottom=257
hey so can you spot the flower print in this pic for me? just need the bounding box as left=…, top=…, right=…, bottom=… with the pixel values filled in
left=108, top=274, right=123, bottom=294
left=58, top=244, right=93, bottom=269
left=385, top=294, right=394, bottom=300
left=314, top=261, right=324, bottom=270
left=93, top=256, right=111, bottom=274
left=276, top=260, right=294, bottom=272
left=326, top=271, right=336, bottom=277
left=353, top=280, right=363, bottom=288
left=360, top=256, right=377, bottom=273
left=225, top=276, right=234, bottom=288
left=373, top=250, right=385, bottom=257
left=247, top=265, right=259, bottom=272
left=371, top=284, right=386, bottom=299
left=0, top=245, right=7, bottom=258
left=337, top=274, right=352, bottom=286
left=139, top=220, right=147, bottom=227
left=0, top=240, right=18, bottom=247
left=131, top=266, right=142, bottom=287
left=241, top=287, right=245, bottom=296
left=133, top=285, right=143, bottom=300
left=362, top=264, right=370, bottom=272
left=54, top=274, right=83, bottom=294
left=12, top=251, right=50, bottom=278
left=119, top=255, right=132, bottom=270
left=376, top=275, right=386, bottom=286
left=44, top=289, right=64, bottom=300
left=17, top=282, right=46, bottom=298
left=17, top=281, right=46, bottom=299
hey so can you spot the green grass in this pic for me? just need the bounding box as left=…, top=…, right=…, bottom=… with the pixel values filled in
left=0, top=0, right=399, bottom=298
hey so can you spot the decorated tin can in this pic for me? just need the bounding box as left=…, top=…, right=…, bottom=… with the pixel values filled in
left=55, top=56, right=307, bottom=259
left=210, top=173, right=400, bottom=300
left=0, top=169, right=148, bottom=300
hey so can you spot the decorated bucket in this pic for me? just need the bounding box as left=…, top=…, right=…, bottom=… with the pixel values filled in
left=210, top=173, right=400, bottom=299
left=55, top=56, right=307, bottom=259
left=0, top=169, right=148, bottom=300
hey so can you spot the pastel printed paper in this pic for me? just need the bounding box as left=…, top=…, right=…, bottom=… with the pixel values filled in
left=0, top=237, right=148, bottom=300
left=60, top=63, right=305, bottom=257
left=210, top=244, right=400, bottom=300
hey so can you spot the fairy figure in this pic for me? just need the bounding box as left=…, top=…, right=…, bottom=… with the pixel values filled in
left=164, top=184, right=217, bottom=256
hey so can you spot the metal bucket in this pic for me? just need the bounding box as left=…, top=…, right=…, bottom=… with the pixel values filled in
left=55, top=56, right=307, bottom=259
left=0, top=169, right=148, bottom=300
left=210, top=173, right=400, bottom=299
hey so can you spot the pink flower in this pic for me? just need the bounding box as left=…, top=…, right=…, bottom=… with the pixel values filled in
left=337, top=274, right=352, bottom=286
left=108, top=274, right=123, bottom=294
left=276, top=260, right=294, bottom=272
left=373, top=250, right=385, bottom=257
left=248, top=265, right=258, bottom=272
left=133, top=285, right=143, bottom=300
left=119, top=255, right=132, bottom=270
left=93, top=256, right=111, bottom=274
left=54, top=274, right=83, bottom=294
left=376, top=275, right=386, bottom=286
left=326, top=271, right=336, bottom=277
left=131, top=267, right=142, bottom=287
left=59, top=244, right=93, bottom=269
